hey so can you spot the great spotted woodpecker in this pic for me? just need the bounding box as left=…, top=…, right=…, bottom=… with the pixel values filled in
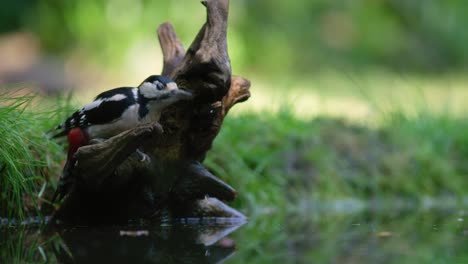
left=50, top=75, right=192, bottom=202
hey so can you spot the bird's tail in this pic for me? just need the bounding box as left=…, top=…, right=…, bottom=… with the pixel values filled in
left=51, top=158, right=74, bottom=203
left=51, top=178, right=71, bottom=204
left=47, top=123, right=67, bottom=138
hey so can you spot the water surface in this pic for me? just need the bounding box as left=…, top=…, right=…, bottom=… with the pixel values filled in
left=1, top=207, right=467, bottom=263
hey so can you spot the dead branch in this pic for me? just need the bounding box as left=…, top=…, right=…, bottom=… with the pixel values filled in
left=157, top=23, right=185, bottom=77
left=52, top=0, right=250, bottom=223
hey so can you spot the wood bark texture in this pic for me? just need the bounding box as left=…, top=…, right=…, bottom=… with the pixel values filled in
left=52, top=0, right=250, bottom=224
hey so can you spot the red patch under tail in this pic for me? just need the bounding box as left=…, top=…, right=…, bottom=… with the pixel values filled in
left=67, top=127, right=89, bottom=162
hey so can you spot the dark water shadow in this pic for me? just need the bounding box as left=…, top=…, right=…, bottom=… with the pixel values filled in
left=1, top=218, right=246, bottom=263
left=3, top=205, right=467, bottom=263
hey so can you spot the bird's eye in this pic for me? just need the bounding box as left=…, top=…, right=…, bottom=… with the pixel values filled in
left=155, top=82, right=165, bottom=90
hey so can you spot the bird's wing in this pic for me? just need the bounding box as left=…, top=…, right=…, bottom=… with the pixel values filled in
left=50, top=87, right=138, bottom=138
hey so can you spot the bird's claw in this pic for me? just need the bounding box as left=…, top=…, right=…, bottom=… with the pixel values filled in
left=151, top=123, right=164, bottom=134
left=136, top=149, right=150, bottom=162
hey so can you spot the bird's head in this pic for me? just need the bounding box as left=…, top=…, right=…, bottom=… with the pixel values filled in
left=138, top=75, right=192, bottom=107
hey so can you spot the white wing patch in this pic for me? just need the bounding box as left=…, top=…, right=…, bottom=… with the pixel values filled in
left=86, top=104, right=139, bottom=138
left=81, top=93, right=129, bottom=112
left=106, top=94, right=127, bottom=102
left=83, top=99, right=104, bottom=111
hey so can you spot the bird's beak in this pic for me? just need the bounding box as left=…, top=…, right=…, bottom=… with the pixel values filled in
left=166, top=82, right=178, bottom=91
left=171, top=89, right=193, bottom=100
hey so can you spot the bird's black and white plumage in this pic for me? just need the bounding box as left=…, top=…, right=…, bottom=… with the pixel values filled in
left=49, top=75, right=192, bottom=203
left=52, top=75, right=192, bottom=140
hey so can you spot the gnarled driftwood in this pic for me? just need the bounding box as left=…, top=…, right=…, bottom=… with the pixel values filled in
left=52, top=0, right=250, bottom=225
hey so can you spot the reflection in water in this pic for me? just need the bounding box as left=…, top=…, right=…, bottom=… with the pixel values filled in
left=1, top=210, right=467, bottom=263
left=227, top=209, right=468, bottom=263
left=1, top=219, right=245, bottom=263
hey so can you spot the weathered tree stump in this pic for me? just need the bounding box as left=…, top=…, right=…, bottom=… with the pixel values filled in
left=52, top=0, right=250, bottom=225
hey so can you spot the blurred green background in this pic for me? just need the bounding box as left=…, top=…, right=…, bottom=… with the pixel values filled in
left=1, top=0, right=468, bottom=118
left=3, top=0, right=468, bottom=73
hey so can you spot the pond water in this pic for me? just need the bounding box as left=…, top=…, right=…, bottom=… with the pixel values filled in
left=1, top=207, right=467, bottom=263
